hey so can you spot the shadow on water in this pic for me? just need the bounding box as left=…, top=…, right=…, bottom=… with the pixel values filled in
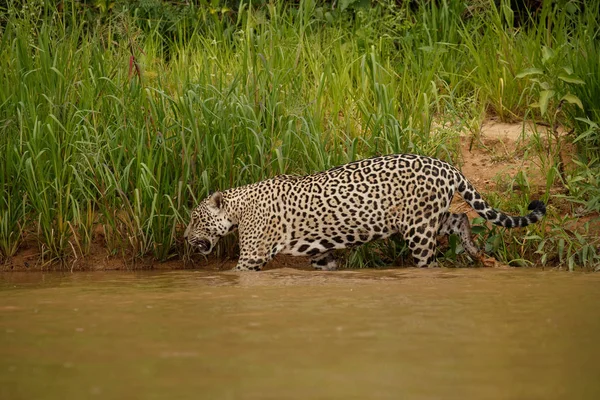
left=1, top=268, right=600, bottom=399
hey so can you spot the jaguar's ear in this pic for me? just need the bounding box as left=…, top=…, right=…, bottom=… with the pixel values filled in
left=208, top=191, right=223, bottom=209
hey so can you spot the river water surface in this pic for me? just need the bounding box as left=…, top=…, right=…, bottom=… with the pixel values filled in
left=1, top=268, right=599, bottom=399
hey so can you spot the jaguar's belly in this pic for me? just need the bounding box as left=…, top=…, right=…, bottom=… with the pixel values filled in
left=279, top=222, right=396, bottom=257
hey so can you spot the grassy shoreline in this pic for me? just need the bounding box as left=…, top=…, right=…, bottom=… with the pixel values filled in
left=1, top=0, right=599, bottom=271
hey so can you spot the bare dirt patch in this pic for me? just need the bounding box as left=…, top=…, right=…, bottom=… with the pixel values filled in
left=457, top=118, right=546, bottom=193
left=450, top=118, right=553, bottom=218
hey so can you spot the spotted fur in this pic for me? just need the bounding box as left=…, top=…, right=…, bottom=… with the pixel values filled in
left=184, top=154, right=546, bottom=271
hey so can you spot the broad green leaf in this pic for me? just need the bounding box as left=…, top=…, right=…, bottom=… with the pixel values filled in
left=560, top=93, right=584, bottom=110
left=575, top=117, right=599, bottom=129
left=539, top=90, right=555, bottom=115
left=515, top=68, right=543, bottom=79
left=558, top=238, right=564, bottom=261
left=565, top=2, right=578, bottom=14
left=471, top=226, right=486, bottom=235
left=340, top=0, right=357, bottom=11
left=523, top=235, right=542, bottom=240
left=558, top=73, right=585, bottom=85
left=541, top=46, right=554, bottom=63
left=568, top=256, right=574, bottom=271
left=449, top=234, right=458, bottom=253
left=562, top=66, right=574, bottom=75
left=325, top=11, right=333, bottom=24
left=502, top=3, right=514, bottom=27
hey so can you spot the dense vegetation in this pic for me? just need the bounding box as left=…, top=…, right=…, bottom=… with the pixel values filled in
left=1, top=0, right=599, bottom=270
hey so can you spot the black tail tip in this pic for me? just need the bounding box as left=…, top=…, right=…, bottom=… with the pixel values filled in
left=528, top=200, right=546, bottom=215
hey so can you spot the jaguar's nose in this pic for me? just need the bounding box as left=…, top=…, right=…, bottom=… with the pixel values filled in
left=196, top=239, right=210, bottom=253
left=187, top=237, right=211, bottom=254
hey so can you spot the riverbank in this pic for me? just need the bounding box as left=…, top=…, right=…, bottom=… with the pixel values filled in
left=4, top=119, right=598, bottom=272
left=1, top=1, right=600, bottom=271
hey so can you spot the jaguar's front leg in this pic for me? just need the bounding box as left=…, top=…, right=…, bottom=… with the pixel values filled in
left=233, top=240, right=275, bottom=271
left=234, top=258, right=268, bottom=271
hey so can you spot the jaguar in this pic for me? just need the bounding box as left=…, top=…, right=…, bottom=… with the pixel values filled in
left=184, top=154, right=546, bottom=271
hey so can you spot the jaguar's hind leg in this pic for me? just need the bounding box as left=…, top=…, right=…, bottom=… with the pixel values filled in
left=437, top=212, right=481, bottom=258
left=406, top=222, right=439, bottom=268
left=311, top=251, right=337, bottom=271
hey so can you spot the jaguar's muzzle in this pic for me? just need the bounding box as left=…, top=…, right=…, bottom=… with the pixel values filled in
left=188, top=238, right=212, bottom=254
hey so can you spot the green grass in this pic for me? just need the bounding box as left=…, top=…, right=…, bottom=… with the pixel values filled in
left=1, top=0, right=600, bottom=270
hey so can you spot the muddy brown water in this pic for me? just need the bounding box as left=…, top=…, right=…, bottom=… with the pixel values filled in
left=1, top=268, right=599, bottom=400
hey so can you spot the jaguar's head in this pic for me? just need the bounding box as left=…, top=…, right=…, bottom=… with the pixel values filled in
left=184, top=192, right=236, bottom=254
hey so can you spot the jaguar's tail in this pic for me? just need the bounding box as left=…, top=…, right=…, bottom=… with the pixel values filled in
left=454, top=171, right=546, bottom=228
